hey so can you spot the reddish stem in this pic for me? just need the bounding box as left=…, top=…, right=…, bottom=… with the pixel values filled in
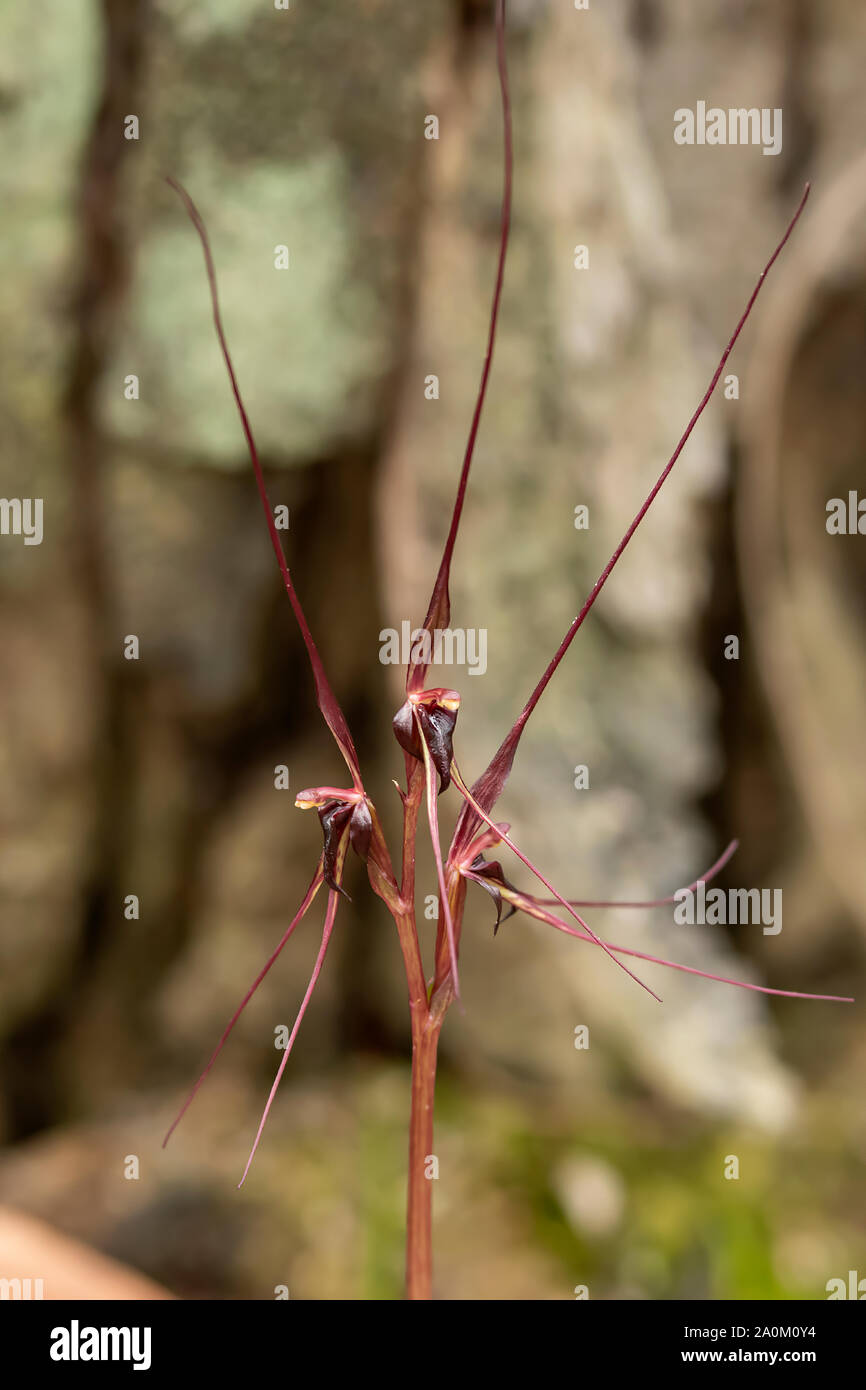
left=406, top=1008, right=443, bottom=1300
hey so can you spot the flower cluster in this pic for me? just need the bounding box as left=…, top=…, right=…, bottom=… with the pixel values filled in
left=162, top=3, right=847, bottom=1236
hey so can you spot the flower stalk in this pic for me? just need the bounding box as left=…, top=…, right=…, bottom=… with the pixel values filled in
left=406, top=1007, right=443, bottom=1301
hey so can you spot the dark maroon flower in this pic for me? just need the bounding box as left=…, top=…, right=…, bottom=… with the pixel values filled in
left=393, top=687, right=460, bottom=792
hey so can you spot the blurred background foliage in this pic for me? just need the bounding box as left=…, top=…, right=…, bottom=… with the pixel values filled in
left=0, top=0, right=864, bottom=1299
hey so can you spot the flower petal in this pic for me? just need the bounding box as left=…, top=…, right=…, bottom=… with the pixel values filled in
left=167, top=177, right=364, bottom=791
left=450, top=187, right=811, bottom=861
left=162, top=860, right=325, bottom=1147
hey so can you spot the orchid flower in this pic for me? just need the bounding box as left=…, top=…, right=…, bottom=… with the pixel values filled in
left=164, top=0, right=850, bottom=1300
left=161, top=182, right=401, bottom=1186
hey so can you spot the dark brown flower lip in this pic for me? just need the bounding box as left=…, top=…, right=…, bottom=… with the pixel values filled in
left=306, top=803, right=346, bottom=895
left=461, top=852, right=518, bottom=934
